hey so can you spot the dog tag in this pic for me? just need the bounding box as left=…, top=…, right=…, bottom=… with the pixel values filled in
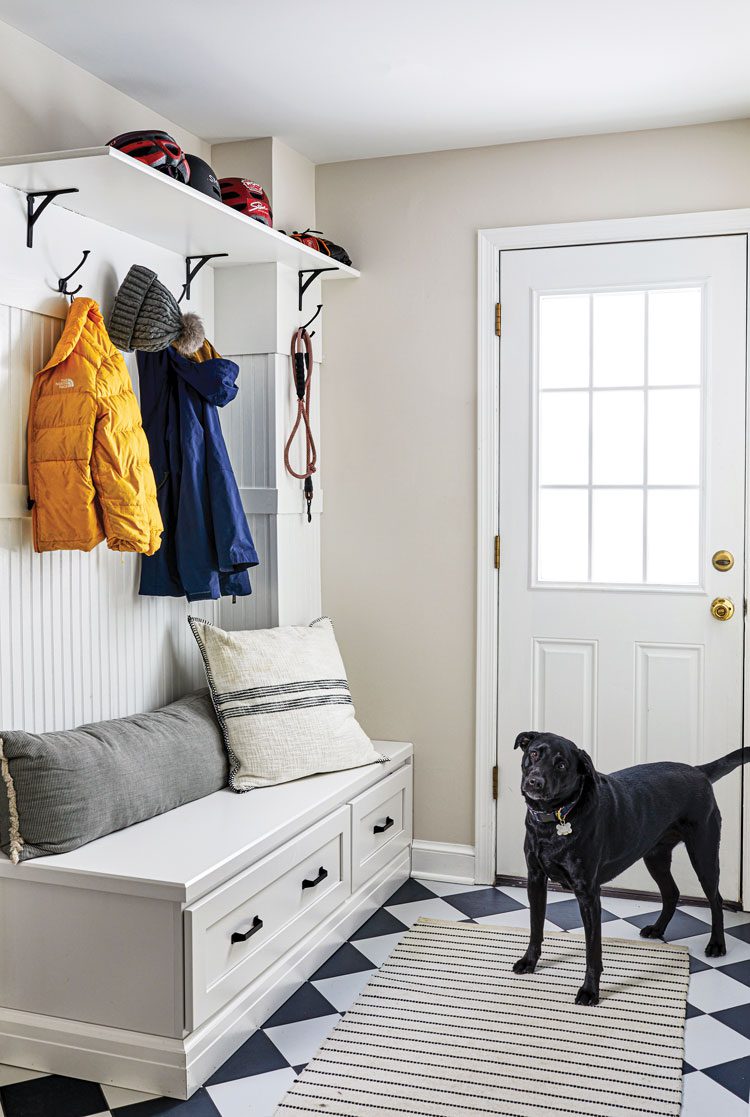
left=556, top=821, right=572, bottom=836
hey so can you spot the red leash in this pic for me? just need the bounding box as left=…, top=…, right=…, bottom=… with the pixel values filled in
left=284, top=327, right=317, bottom=521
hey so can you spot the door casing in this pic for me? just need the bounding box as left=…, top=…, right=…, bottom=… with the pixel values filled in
left=475, top=210, right=750, bottom=907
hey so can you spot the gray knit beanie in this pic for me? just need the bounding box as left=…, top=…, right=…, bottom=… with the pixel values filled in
left=108, top=264, right=205, bottom=354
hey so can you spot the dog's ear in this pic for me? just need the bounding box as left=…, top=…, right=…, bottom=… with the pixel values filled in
left=576, top=747, right=598, bottom=784
left=514, top=731, right=540, bottom=751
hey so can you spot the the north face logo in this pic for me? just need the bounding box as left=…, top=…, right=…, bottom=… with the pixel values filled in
left=55, top=378, right=74, bottom=389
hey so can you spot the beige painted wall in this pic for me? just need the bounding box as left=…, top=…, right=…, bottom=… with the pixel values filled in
left=316, top=119, right=750, bottom=848
left=0, top=20, right=209, bottom=159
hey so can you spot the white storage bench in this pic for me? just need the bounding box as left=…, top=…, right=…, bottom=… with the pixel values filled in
left=0, top=741, right=413, bottom=1099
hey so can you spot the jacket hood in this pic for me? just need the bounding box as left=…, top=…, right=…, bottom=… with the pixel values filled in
left=40, top=298, right=106, bottom=372
left=164, top=344, right=239, bottom=407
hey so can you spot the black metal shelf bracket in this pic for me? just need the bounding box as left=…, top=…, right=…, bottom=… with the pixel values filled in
left=179, top=253, right=229, bottom=304
left=26, top=188, right=79, bottom=248
left=298, top=267, right=337, bottom=312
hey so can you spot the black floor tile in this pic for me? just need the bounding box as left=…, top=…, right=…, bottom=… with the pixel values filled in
left=350, top=907, right=408, bottom=941
left=443, top=887, right=525, bottom=919
left=702, top=1055, right=750, bottom=1101
left=263, top=982, right=338, bottom=1028
left=543, top=897, right=618, bottom=931
left=117, top=1090, right=220, bottom=1116
left=310, top=941, right=375, bottom=980
left=206, top=1028, right=290, bottom=1086
left=713, top=1002, right=750, bottom=1042
left=626, top=909, right=712, bottom=941
left=0, top=1075, right=108, bottom=1117
left=384, top=878, right=436, bottom=906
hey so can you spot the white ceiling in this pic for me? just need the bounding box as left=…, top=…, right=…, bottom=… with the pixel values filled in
left=1, top=0, right=749, bottom=164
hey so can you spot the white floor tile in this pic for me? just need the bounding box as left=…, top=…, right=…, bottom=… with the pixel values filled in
left=208, top=1066, right=297, bottom=1117
left=385, top=896, right=476, bottom=926
left=596, top=896, right=665, bottom=918
left=680, top=1069, right=749, bottom=1116
left=673, top=932, right=750, bottom=967
left=600, top=918, right=657, bottom=941
left=685, top=968, right=750, bottom=1014
left=102, top=1082, right=160, bottom=1108
left=311, top=969, right=376, bottom=1013
left=495, top=885, right=533, bottom=906
left=473, top=910, right=559, bottom=934
left=0, top=1065, right=47, bottom=1087
left=415, top=878, right=482, bottom=897
left=680, top=904, right=750, bottom=929
left=684, top=1013, right=750, bottom=1070
left=264, top=1014, right=340, bottom=1068
left=353, top=932, right=406, bottom=967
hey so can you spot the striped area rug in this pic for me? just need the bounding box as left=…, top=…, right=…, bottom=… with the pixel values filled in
left=275, top=917, right=689, bottom=1117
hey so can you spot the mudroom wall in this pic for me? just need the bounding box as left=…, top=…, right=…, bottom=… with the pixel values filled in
left=0, top=20, right=220, bottom=733
left=316, top=118, right=750, bottom=851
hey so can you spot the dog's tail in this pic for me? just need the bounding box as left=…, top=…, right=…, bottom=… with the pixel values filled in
left=697, top=749, right=749, bottom=783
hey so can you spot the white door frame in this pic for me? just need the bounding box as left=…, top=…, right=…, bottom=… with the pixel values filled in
left=475, top=209, right=750, bottom=903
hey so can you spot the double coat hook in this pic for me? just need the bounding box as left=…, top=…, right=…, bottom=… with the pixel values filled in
left=58, top=251, right=90, bottom=300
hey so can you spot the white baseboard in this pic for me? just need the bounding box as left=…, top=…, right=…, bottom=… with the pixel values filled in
left=411, top=840, right=476, bottom=885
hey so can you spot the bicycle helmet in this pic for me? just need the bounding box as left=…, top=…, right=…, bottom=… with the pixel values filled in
left=108, top=130, right=190, bottom=184
left=219, top=178, right=273, bottom=227
left=185, top=154, right=221, bottom=202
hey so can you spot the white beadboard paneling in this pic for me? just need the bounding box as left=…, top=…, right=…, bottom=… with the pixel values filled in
left=0, top=304, right=219, bottom=733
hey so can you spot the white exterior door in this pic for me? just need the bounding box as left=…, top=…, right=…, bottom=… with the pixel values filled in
left=496, top=235, right=747, bottom=900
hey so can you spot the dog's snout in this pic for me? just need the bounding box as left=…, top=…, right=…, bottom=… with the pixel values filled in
left=526, top=774, right=545, bottom=791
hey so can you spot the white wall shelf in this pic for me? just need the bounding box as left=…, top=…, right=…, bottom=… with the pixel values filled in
left=0, top=146, right=360, bottom=279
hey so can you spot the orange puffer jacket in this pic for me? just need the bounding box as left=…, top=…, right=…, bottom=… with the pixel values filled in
left=27, top=298, right=162, bottom=554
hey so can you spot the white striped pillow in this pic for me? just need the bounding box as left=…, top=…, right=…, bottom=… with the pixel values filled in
left=188, top=616, right=385, bottom=790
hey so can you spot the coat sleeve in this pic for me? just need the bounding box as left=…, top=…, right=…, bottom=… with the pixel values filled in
left=91, top=355, right=163, bottom=555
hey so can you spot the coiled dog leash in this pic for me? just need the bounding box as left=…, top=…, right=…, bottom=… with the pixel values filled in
left=284, top=326, right=317, bottom=521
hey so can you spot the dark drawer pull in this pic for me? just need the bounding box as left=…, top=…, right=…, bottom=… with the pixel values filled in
left=231, top=915, right=263, bottom=944
left=302, top=866, right=328, bottom=890
left=373, top=816, right=395, bottom=834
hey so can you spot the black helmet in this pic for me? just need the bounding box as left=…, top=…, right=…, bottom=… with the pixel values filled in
left=185, top=154, right=221, bottom=202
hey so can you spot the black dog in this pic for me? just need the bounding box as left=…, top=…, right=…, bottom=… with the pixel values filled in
left=512, top=730, right=748, bottom=1006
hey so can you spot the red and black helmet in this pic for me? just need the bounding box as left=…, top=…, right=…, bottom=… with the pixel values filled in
left=108, top=130, right=190, bottom=184
left=219, top=178, right=273, bottom=227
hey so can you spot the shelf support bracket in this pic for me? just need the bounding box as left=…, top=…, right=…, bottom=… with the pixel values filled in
left=298, top=267, right=337, bottom=312
left=179, top=253, right=229, bottom=303
left=26, top=188, right=79, bottom=248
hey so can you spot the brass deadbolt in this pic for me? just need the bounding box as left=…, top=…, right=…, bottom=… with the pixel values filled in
left=712, top=550, right=734, bottom=572
left=710, top=597, right=735, bottom=621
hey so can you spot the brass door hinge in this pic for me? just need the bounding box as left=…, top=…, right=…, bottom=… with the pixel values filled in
left=494, top=535, right=501, bottom=569
left=495, top=303, right=502, bottom=337
left=492, top=765, right=499, bottom=800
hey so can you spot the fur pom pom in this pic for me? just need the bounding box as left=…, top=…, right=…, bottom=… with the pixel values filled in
left=173, top=311, right=205, bottom=356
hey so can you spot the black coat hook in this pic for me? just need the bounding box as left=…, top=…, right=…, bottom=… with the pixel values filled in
left=300, top=303, right=322, bottom=332
left=58, top=251, right=90, bottom=300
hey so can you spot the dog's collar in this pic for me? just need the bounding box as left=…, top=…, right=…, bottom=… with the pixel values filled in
left=526, top=784, right=584, bottom=828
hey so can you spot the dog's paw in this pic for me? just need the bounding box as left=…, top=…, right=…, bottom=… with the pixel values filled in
left=575, top=986, right=599, bottom=1007
left=639, top=924, right=665, bottom=940
left=705, top=938, right=727, bottom=958
left=512, top=954, right=537, bottom=974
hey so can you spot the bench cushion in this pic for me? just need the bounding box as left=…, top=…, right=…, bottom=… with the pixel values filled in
left=0, top=690, right=227, bottom=863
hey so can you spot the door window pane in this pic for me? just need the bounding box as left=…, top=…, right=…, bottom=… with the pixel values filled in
left=647, top=388, right=700, bottom=486
left=592, top=390, right=644, bottom=485
left=539, top=295, right=590, bottom=388
left=648, top=288, right=702, bottom=385
left=592, top=292, right=645, bottom=386
left=647, top=489, right=700, bottom=585
left=539, top=392, right=589, bottom=484
left=591, top=489, right=643, bottom=583
left=538, top=489, right=589, bottom=582
left=535, top=284, right=703, bottom=587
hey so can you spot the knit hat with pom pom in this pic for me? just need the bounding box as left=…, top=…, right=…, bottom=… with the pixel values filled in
left=108, top=264, right=205, bottom=355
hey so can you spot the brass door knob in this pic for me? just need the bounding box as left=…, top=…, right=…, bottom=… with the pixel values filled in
left=710, top=597, right=735, bottom=621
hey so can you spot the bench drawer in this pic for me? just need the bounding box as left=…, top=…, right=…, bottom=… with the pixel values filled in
left=350, top=765, right=412, bottom=890
left=185, top=806, right=351, bottom=1029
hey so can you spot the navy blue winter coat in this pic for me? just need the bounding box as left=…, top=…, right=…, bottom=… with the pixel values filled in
left=137, top=342, right=259, bottom=601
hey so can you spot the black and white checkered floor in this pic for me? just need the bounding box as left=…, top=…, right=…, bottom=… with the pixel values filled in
left=1, top=877, right=749, bottom=1116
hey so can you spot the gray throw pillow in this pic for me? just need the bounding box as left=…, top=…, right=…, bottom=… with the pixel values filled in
left=0, top=690, right=227, bottom=863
